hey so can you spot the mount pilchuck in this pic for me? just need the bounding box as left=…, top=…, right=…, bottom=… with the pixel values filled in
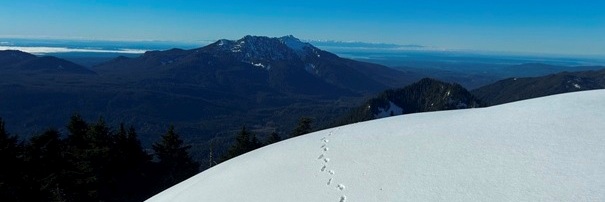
left=0, top=35, right=421, bottom=145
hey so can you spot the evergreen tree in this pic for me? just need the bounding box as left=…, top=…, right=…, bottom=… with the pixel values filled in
left=0, top=118, right=25, bottom=201
left=83, top=118, right=114, bottom=201
left=290, top=117, right=313, bottom=137
left=86, top=118, right=113, bottom=149
left=265, top=131, right=282, bottom=145
left=152, top=126, right=199, bottom=189
left=62, top=114, right=92, bottom=201
left=63, top=117, right=114, bottom=201
left=224, top=126, right=264, bottom=161
left=66, top=113, right=89, bottom=150
left=250, top=133, right=263, bottom=150
left=22, top=129, right=68, bottom=201
left=109, top=124, right=153, bottom=201
left=231, top=126, right=251, bottom=156
left=114, top=124, right=150, bottom=167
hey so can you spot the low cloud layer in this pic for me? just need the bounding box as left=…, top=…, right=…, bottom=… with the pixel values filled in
left=0, top=46, right=147, bottom=54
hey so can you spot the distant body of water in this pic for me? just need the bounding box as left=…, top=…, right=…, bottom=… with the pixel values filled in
left=2, top=38, right=604, bottom=67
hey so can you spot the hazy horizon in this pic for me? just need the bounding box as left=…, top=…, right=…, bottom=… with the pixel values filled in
left=0, top=1, right=603, bottom=56
left=2, top=36, right=605, bottom=61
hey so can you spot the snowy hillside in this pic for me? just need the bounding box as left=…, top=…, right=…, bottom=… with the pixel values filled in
left=147, top=90, right=605, bottom=202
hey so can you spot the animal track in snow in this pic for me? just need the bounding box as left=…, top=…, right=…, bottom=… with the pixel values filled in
left=337, top=184, right=346, bottom=191
left=317, top=131, right=347, bottom=202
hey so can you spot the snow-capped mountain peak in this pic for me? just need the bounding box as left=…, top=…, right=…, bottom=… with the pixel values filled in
left=208, top=35, right=319, bottom=62
left=278, top=35, right=312, bottom=53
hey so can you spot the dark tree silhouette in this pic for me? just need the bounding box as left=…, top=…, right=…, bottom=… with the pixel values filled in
left=109, top=124, right=153, bottom=201
left=0, top=115, right=202, bottom=201
left=152, top=126, right=200, bottom=190
left=22, top=129, right=68, bottom=201
left=224, top=126, right=263, bottom=161
left=265, top=131, right=282, bottom=145
left=290, top=117, right=313, bottom=137
left=0, top=118, right=24, bottom=200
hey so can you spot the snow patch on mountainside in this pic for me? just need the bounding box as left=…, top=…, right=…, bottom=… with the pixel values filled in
left=446, top=98, right=469, bottom=109
left=214, top=35, right=319, bottom=61
left=573, top=83, right=582, bottom=89
left=374, top=101, right=404, bottom=118
left=305, top=63, right=319, bottom=75
left=147, top=90, right=605, bottom=202
left=279, top=35, right=311, bottom=53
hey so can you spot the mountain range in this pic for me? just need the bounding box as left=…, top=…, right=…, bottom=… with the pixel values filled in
left=0, top=36, right=420, bottom=145
left=1, top=35, right=605, bottom=157
left=472, top=68, right=605, bottom=105
left=0, top=50, right=94, bottom=77
left=94, top=35, right=417, bottom=96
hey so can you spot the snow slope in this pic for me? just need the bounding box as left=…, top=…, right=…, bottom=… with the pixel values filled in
left=147, top=90, right=605, bottom=202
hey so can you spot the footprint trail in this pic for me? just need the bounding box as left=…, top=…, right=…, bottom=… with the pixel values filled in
left=315, top=129, right=347, bottom=202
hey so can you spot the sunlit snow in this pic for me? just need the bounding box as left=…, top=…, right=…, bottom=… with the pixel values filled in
left=148, top=90, right=605, bottom=202
left=279, top=35, right=310, bottom=52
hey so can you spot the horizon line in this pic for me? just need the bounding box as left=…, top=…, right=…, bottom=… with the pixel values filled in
left=1, top=35, right=605, bottom=59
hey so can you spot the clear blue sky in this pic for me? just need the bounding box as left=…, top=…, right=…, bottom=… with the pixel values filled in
left=0, top=0, right=603, bottom=56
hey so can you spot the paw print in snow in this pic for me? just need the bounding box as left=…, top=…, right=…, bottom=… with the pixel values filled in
left=337, top=184, right=345, bottom=191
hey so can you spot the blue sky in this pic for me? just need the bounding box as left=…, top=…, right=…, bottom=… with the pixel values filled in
left=0, top=0, right=603, bottom=56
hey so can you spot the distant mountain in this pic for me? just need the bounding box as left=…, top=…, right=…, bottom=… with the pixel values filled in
left=306, top=40, right=426, bottom=49
left=0, top=50, right=37, bottom=65
left=472, top=68, right=605, bottom=105
left=387, top=62, right=605, bottom=90
left=0, top=50, right=95, bottom=75
left=94, top=35, right=417, bottom=96
left=336, top=78, right=484, bottom=125
left=498, top=63, right=605, bottom=78
left=1, top=36, right=421, bottom=150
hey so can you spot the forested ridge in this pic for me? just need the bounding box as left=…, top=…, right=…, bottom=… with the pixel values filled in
left=0, top=114, right=311, bottom=201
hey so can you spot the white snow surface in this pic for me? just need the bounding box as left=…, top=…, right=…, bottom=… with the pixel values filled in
left=147, top=90, right=605, bottom=202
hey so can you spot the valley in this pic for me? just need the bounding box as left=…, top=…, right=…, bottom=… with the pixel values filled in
left=1, top=36, right=604, bottom=157
left=2, top=1, right=604, bottom=201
